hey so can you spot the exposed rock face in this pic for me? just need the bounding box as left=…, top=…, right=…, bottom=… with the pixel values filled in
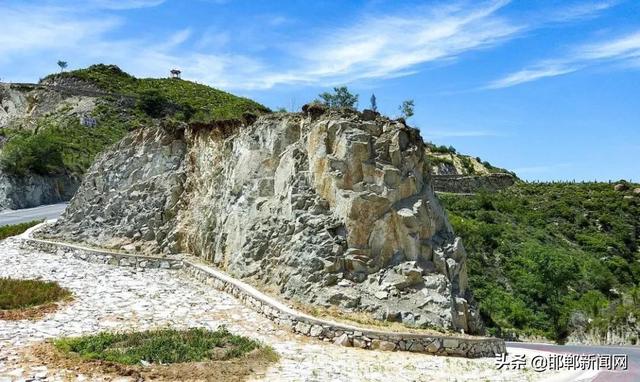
left=0, top=171, right=79, bottom=210
left=431, top=173, right=516, bottom=194
left=42, top=110, right=483, bottom=333
left=566, top=311, right=639, bottom=346
left=41, top=124, right=187, bottom=248
left=0, top=81, right=98, bottom=131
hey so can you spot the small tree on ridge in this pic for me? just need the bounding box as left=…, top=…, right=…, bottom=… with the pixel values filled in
left=317, top=86, right=358, bottom=109
left=57, top=60, right=68, bottom=72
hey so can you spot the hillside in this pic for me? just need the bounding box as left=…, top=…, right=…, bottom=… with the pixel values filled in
left=0, top=65, right=269, bottom=209
left=424, top=142, right=515, bottom=177
left=439, top=182, right=640, bottom=344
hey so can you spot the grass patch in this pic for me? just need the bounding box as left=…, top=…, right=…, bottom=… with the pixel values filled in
left=0, top=278, right=71, bottom=310
left=0, top=278, right=72, bottom=320
left=0, top=220, right=42, bottom=240
left=54, top=327, right=274, bottom=365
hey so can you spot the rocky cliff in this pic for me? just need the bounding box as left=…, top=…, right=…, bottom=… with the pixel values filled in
left=0, top=172, right=79, bottom=210
left=41, top=108, right=483, bottom=334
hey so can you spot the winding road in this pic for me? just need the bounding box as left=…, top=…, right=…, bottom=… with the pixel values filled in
left=507, top=342, right=639, bottom=381
left=0, top=203, right=67, bottom=226
left=1, top=203, right=638, bottom=380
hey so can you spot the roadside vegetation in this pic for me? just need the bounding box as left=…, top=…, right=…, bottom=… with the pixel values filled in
left=0, top=220, right=43, bottom=240
left=440, top=182, right=640, bottom=342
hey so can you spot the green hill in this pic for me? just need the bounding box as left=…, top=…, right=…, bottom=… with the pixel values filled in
left=440, top=182, right=640, bottom=342
left=0, top=65, right=270, bottom=176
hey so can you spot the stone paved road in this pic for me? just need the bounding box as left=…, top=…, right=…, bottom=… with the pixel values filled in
left=0, top=238, right=559, bottom=381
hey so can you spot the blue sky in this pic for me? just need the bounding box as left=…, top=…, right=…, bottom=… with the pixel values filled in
left=0, top=0, right=638, bottom=181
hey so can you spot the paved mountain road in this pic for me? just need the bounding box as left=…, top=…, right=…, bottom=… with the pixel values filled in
left=507, top=342, right=639, bottom=381
left=0, top=203, right=67, bottom=226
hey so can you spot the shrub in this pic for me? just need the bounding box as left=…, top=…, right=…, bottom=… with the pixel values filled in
left=440, top=181, right=640, bottom=341
left=317, top=86, right=359, bottom=109
left=0, top=131, right=65, bottom=175
left=137, top=89, right=169, bottom=118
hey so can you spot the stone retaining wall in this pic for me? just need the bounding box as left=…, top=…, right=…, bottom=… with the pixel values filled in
left=20, top=238, right=183, bottom=270
left=19, top=235, right=505, bottom=358
left=432, top=173, right=516, bottom=194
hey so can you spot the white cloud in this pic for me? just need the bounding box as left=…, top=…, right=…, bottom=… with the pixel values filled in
left=543, top=0, right=618, bottom=23
left=487, top=63, right=579, bottom=88
left=488, top=30, right=640, bottom=88
left=0, top=4, right=118, bottom=58
left=89, top=0, right=166, bottom=10
left=0, top=0, right=625, bottom=90
left=262, top=0, right=520, bottom=87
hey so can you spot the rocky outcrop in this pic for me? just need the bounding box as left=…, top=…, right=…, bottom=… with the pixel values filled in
left=0, top=80, right=98, bottom=131
left=565, top=311, right=639, bottom=346
left=0, top=171, right=79, bottom=210
left=41, top=110, right=484, bottom=334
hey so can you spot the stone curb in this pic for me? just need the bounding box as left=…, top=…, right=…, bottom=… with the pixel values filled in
left=19, top=229, right=506, bottom=358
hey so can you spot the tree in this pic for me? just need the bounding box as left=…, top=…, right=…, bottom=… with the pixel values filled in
left=138, top=89, right=168, bottom=118
left=399, top=99, right=414, bottom=119
left=370, top=94, right=378, bottom=112
left=317, top=86, right=358, bottom=109
left=0, top=131, right=65, bottom=175
left=57, top=60, right=68, bottom=72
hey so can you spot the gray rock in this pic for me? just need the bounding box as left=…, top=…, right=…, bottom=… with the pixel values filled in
left=41, top=111, right=483, bottom=334
left=334, top=333, right=352, bottom=347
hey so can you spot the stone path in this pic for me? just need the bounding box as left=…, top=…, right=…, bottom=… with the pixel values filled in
left=0, top=238, right=555, bottom=381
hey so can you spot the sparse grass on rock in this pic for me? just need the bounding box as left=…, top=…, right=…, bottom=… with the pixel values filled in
left=0, top=220, right=42, bottom=240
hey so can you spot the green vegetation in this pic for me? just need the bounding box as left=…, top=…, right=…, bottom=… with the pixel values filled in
left=1, top=64, right=270, bottom=176
left=440, top=182, right=640, bottom=341
left=317, top=86, right=359, bottom=109
left=399, top=99, right=415, bottom=120
left=0, top=131, right=64, bottom=175
left=0, top=220, right=43, bottom=240
left=427, top=143, right=457, bottom=154
left=0, top=277, right=71, bottom=310
left=1, top=104, right=132, bottom=175
left=47, top=64, right=269, bottom=121
left=54, top=327, right=274, bottom=365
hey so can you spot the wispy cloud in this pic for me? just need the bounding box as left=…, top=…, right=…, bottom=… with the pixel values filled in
left=89, top=0, right=166, bottom=10
left=0, top=0, right=624, bottom=90
left=257, top=0, right=520, bottom=88
left=0, top=4, right=118, bottom=60
left=488, top=29, right=640, bottom=88
left=543, top=0, right=618, bottom=23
